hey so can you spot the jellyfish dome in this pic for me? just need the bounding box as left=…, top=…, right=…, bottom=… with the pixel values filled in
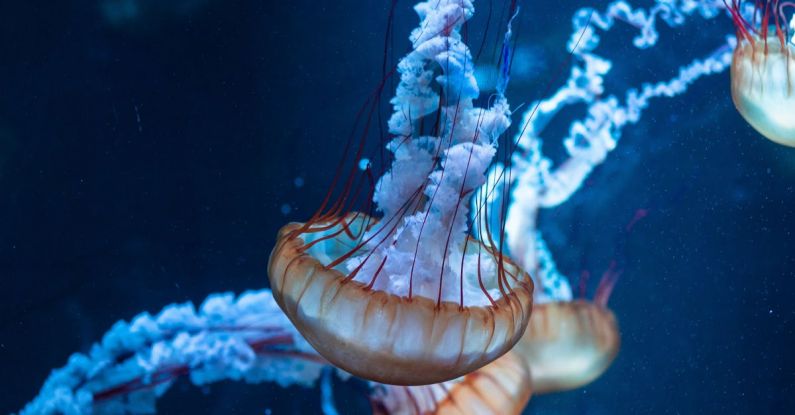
left=513, top=300, right=620, bottom=394
left=729, top=0, right=795, bottom=146
left=268, top=0, right=533, bottom=386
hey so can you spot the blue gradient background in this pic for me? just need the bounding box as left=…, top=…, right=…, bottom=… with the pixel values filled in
left=1, top=1, right=794, bottom=413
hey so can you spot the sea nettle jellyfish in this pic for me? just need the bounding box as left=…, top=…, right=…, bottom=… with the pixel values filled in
left=513, top=263, right=621, bottom=394
left=268, top=0, right=533, bottom=385
left=728, top=0, right=795, bottom=146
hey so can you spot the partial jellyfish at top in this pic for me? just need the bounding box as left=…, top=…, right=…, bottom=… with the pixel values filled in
left=728, top=0, right=795, bottom=146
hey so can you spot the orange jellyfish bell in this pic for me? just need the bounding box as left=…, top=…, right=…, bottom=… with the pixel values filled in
left=268, top=0, right=533, bottom=386
left=370, top=351, right=533, bottom=415
left=512, top=264, right=621, bottom=394
left=513, top=300, right=619, bottom=394
left=728, top=0, right=795, bottom=146
left=269, top=215, right=532, bottom=385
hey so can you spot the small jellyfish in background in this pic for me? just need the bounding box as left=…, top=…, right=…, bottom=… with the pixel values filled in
left=268, top=0, right=533, bottom=386
left=512, top=263, right=621, bottom=394
left=728, top=0, right=795, bottom=146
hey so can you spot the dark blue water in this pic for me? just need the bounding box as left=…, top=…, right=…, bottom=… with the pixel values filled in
left=2, top=0, right=794, bottom=413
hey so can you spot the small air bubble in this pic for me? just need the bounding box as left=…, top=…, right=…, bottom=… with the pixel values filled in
left=280, top=204, right=291, bottom=215
left=294, top=177, right=305, bottom=188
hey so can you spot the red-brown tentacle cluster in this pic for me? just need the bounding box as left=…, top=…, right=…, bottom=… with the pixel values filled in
left=727, top=0, right=793, bottom=52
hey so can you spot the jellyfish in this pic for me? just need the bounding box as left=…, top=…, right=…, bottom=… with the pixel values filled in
left=515, top=301, right=618, bottom=394
left=370, top=351, right=532, bottom=415
left=512, top=264, right=621, bottom=394
left=728, top=0, right=795, bottom=146
left=268, top=0, right=533, bottom=386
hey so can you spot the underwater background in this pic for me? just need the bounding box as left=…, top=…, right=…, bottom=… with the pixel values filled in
left=1, top=0, right=794, bottom=413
